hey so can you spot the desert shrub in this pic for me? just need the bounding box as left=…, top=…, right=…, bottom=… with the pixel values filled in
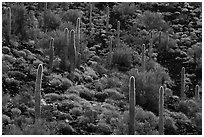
left=177, top=99, right=200, bottom=117
left=44, top=9, right=61, bottom=31
left=124, top=63, right=172, bottom=113
left=141, top=11, right=169, bottom=31
left=60, top=9, right=82, bottom=25
left=113, top=2, right=137, bottom=15
left=56, top=121, right=76, bottom=135
left=96, top=122, right=112, bottom=135
left=111, top=46, right=133, bottom=71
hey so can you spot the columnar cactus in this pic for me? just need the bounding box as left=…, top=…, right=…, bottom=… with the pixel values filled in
left=195, top=85, right=199, bottom=100
left=89, top=3, right=93, bottom=35
left=117, top=20, right=120, bottom=47
left=35, top=64, right=43, bottom=124
left=64, top=28, right=69, bottom=70
left=181, top=67, right=185, bottom=100
left=142, top=44, right=145, bottom=72
left=7, top=7, right=11, bottom=42
left=159, top=86, right=164, bottom=135
left=129, top=76, right=135, bottom=135
left=149, top=32, right=153, bottom=59
left=76, top=18, right=81, bottom=54
left=106, top=5, right=109, bottom=34
left=49, top=37, right=54, bottom=70
left=69, top=29, right=76, bottom=81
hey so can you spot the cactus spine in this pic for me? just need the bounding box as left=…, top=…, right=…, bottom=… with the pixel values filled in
left=7, top=7, right=11, bottom=42
left=159, top=86, right=164, bottom=135
left=117, top=20, right=120, bottom=47
left=142, top=44, right=145, bottom=72
left=129, top=76, right=135, bottom=135
left=106, top=5, right=109, bottom=34
left=49, top=37, right=54, bottom=70
left=195, top=85, right=199, bottom=100
left=181, top=67, right=185, bottom=100
left=35, top=64, right=43, bottom=124
left=69, top=30, right=76, bottom=81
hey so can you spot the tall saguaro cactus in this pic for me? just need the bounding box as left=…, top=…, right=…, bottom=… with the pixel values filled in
left=166, top=31, right=169, bottom=50
left=44, top=2, right=48, bottom=32
left=64, top=28, right=69, bottom=70
left=181, top=67, right=185, bottom=100
left=117, top=20, right=120, bottom=47
left=69, top=29, right=76, bottom=81
left=106, top=5, right=109, bottom=34
left=149, top=32, right=153, bottom=59
left=108, top=36, right=113, bottom=67
left=195, top=85, right=199, bottom=100
left=142, top=44, right=145, bottom=72
left=49, top=37, right=54, bottom=70
left=35, top=64, right=43, bottom=124
left=7, top=7, right=11, bottom=42
left=159, top=31, right=162, bottom=48
left=76, top=18, right=81, bottom=53
left=89, top=3, right=93, bottom=35
left=159, top=86, right=164, bottom=135
left=129, top=76, right=135, bottom=135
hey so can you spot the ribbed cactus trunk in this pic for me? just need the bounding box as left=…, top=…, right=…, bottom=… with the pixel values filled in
left=76, top=18, right=81, bottom=68
left=89, top=3, right=93, bottom=36
left=117, top=21, right=120, bottom=47
left=149, top=32, right=153, bottom=60
left=35, top=64, right=43, bottom=124
left=195, top=85, right=199, bottom=100
left=142, top=44, right=145, bottom=72
left=49, top=37, right=54, bottom=70
left=159, top=86, right=164, bottom=135
left=129, top=76, right=135, bottom=135
left=181, top=67, right=185, bottom=100
left=7, top=7, right=11, bottom=42
left=106, top=6, right=109, bottom=34
left=69, top=30, right=76, bottom=81
left=64, top=28, right=69, bottom=70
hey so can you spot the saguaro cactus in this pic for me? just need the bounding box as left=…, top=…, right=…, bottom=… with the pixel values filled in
left=142, top=44, right=145, bottom=72
left=106, top=5, right=109, bottom=34
left=44, top=2, right=48, bottom=32
left=159, top=31, right=162, bottom=48
left=129, top=76, right=135, bottom=135
left=108, top=36, right=113, bottom=67
left=89, top=3, right=93, bottom=35
left=76, top=18, right=81, bottom=53
left=49, top=37, right=54, bottom=70
left=117, top=20, right=120, bottom=47
left=7, top=7, right=11, bottom=42
left=181, top=67, right=185, bottom=100
left=149, top=32, right=153, bottom=59
left=195, top=85, right=199, bottom=100
left=35, top=64, right=43, bottom=124
left=69, top=29, right=76, bottom=80
left=64, top=28, right=69, bottom=70
left=159, top=86, right=164, bottom=135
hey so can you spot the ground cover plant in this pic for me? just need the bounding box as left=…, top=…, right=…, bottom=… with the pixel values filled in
left=2, top=2, right=202, bottom=135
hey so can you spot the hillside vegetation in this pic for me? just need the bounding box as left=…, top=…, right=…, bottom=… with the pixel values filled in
left=2, top=2, right=202, bottom=135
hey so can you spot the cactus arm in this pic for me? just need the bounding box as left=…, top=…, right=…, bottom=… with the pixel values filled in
left=69, top=29, right=76, bottom=81
left=106, top=6, right=109, bottom=34
left=129, top=76, right=135, bottom=135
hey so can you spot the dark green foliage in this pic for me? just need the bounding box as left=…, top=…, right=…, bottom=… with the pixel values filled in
left=61, top=9, right=82, bottom=25
left=44, top=10, right=61, bottom=31
left=111, top=46, right=133, bottom=71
